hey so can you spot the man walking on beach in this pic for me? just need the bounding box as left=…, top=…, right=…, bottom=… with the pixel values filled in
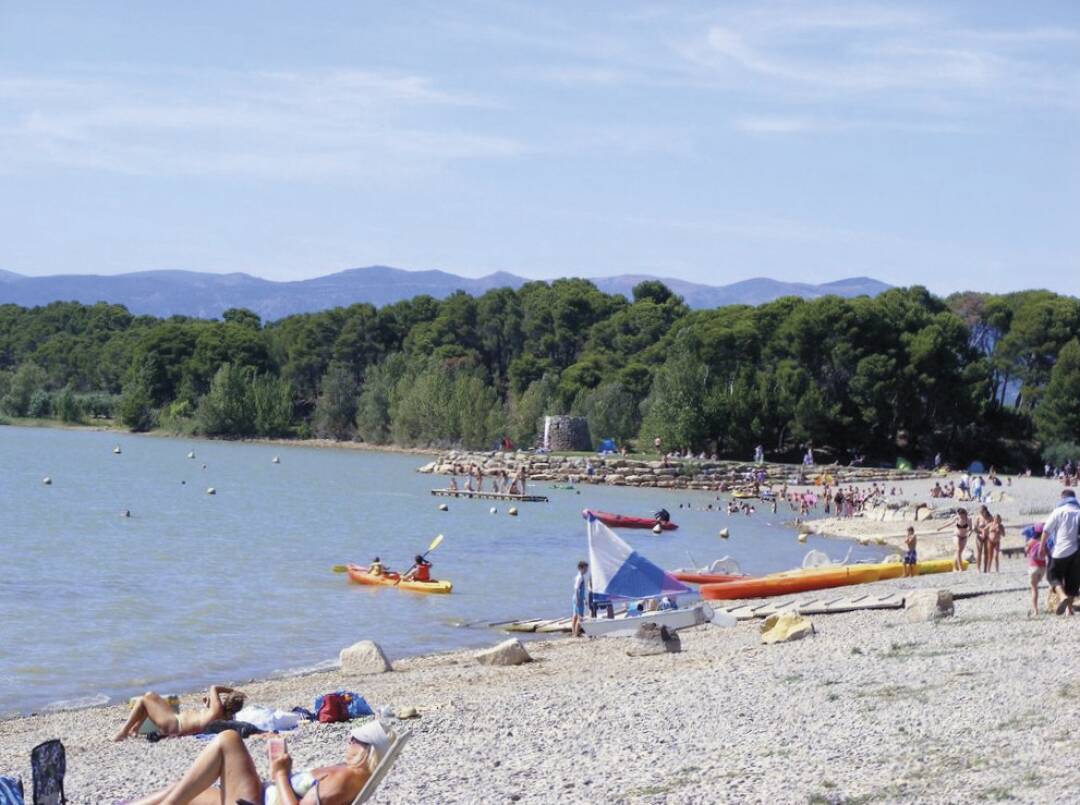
left=1040, top=490, right=1080, bottom=615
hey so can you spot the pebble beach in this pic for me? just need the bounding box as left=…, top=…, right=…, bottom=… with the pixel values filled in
left=2, top=473, right=1071, bottom=803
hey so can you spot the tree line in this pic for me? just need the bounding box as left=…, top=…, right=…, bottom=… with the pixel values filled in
left=1, top=281, right=1078, bottom=469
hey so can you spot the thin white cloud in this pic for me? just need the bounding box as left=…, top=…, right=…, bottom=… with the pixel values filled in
left=0, top=69, right=521, bottom=181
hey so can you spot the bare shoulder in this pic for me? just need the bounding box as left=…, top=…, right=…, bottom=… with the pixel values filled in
left=303, top=767, right=368, bottom=805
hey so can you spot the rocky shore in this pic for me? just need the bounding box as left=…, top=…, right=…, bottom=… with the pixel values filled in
left=0, top=568, right=1069, bottom=803
left=419, top=451, right=931, bottom=490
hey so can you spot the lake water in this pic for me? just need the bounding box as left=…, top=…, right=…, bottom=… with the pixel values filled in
left=0, top=426, right=885, bottom=716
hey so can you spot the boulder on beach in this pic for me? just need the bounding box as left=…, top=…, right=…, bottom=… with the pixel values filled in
left=905, top=589, right=954, bottom=622
left=760, top=612, right=814, bottom=644
left=340, top=640, right=393, bottom=674
left=475, top=638, right=532, bottom=667
left=626, top=623, right=682, bottom=656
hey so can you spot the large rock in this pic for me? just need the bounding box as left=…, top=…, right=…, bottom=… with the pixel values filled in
left=626, top=623, right=682, bottom=657
left=760, top=612, right=814, bottom=644
left=476, top=638, right=533, bottom=666
left=340, top=640, right=393, bottom=674
left=905, top=589, right=954, bottom=622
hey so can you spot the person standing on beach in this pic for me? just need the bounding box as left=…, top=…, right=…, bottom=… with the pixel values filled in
left=902, top=526, right=918, bottom=577
left=937, top=508, right=970, bottom=571
left=1025, top=525, right=1047, bottom=616
left=571, top=561, right=590, bottom=637
left=987, top=514, right=1004, bottom=573
left=973, top=506, right=993, bottom=573
left=1040, top=490, right=1080, bottom=615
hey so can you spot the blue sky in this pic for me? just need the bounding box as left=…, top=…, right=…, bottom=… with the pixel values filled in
left=1, top=1, right=1077, bottom=294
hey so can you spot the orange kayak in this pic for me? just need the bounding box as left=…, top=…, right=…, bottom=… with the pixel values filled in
left=700, top=565, right=883, bottom=600
left=346, top=564, right=453, bottom=594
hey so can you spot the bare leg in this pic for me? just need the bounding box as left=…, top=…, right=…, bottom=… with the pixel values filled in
left=115, top=693, right=175, bottom=741
left=133, top=731, right=260, bottom=805
left=1030, top=577, right=1039, bottom=616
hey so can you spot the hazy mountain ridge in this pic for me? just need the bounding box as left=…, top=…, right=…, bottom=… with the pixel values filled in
left=0, top=266, right=891, bottom=319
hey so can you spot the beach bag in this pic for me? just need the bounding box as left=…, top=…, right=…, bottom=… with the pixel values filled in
left=0, top=776, right=24, bottom=805
left=30, top=740, right=65, bottom=805
left=317, top=693, right=349, bottom=723
left=314, top=691, right=373, bottom=722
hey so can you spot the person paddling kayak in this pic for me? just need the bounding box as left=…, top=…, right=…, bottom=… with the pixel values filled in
left=402, top=554, right=432, bottom=582
left=368, top=556, right=385, bottom=576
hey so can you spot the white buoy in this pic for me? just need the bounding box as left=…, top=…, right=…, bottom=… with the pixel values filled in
left=113, top=446, right=122, bottom=454
left=438, top=503, right=449, bottom=511
left=206, top=487, right=216, bottom=495
left=121, top=509, right=131, bottom=518
left=272, top=456, right=280, bottom=464
left=797, top=532, right=808, bottom=544
left=489, top=507, right=497, bottom=514
left=187, top=451, right=195, bottom=459
left=508, top=507, right=519, bottom=517
left=42, top=476, right=52, bottom=485
left=719, top=528, right=730, bottom=539
left=652, top=523, right=662, bottom=534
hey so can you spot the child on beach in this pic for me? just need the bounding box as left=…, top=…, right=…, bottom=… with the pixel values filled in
left=1025, top=525, right=1047, bottom=616
left=902, top=526, right=917, bottom=577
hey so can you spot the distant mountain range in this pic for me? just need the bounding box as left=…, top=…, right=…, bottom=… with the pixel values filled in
left=0, top=266, right=892, bottom=320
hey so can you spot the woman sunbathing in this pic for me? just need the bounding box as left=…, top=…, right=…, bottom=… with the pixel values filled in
left=129, top=721, right=388, bottom=805
left=113, top=685, right=246, bottom=742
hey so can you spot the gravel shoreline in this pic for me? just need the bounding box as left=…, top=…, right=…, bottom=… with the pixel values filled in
left=1, top=566, right=1073, bottom=803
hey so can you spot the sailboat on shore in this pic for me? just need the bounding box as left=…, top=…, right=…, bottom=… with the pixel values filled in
left=582, top=513, right=709, bottom=637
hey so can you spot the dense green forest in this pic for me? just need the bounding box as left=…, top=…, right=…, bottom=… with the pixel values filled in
left=1, top=280, right=1078, bottom=469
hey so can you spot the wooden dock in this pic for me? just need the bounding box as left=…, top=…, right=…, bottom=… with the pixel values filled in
left=431, top=489, right=549, bottom=503
left=713, top=592, right=906, bottom=621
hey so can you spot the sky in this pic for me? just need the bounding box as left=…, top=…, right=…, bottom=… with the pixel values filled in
left=0, top=1, right=1077, bottom=295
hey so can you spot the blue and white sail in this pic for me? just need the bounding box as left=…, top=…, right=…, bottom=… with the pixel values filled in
left=586, top=512, right=691, bottom=600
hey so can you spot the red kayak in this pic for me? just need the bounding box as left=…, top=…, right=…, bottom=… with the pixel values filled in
left=672, top=571, right=745, bottom=585
left=583, top=509, right=678, bottom=531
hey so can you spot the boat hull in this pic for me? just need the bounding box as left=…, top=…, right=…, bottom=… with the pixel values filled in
left=583, top=509, right=678, bottom=530
left=582, top=604, right=705, bottom=637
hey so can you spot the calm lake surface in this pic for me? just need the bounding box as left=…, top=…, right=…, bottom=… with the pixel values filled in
left=0, top=426, right=885, bottom=716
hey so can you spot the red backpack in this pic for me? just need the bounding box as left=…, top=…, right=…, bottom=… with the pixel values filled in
left=317, top=693, right=348, bottom=723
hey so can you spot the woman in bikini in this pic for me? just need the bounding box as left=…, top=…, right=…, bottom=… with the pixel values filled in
left=114, top=685, right=245, bottom=742
left=938, top=507, right=970, bottom=572
left=973, top=506, right=993, bottom=573
left=129, top=721, right=390, bottom=805
left=987, top=514, right=1005, bottom=573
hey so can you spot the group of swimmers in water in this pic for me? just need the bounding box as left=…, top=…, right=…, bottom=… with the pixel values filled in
left=113, top=685, right=390, bottom=804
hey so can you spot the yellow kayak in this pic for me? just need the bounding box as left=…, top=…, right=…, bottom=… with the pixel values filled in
left=346, top=564, right=453, bottom=594
left=769, top=557, right=960, bottom=579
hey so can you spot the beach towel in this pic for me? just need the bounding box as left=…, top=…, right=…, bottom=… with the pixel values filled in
left=0, top=775, right=24, bottom=804
left=30, top=740, right=65, bottom=805
left=198, top=720, right=266, bottom=738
